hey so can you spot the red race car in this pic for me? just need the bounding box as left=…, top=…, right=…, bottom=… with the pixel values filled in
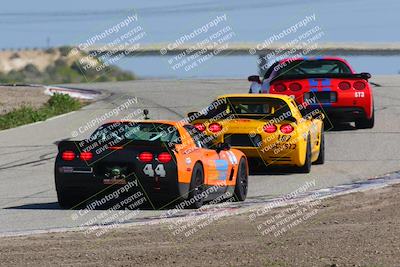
left=248, top=57, right=374, bottom=129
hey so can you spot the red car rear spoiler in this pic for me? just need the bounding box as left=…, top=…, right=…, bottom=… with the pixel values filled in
left=271, top=72, right=371, bottom=82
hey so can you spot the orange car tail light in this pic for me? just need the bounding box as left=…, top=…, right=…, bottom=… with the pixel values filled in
left=138, top=152, right=153, bottom=162
left=157, top=152, right=172, bottom=163
left=62, top=151, right=75, bottom=161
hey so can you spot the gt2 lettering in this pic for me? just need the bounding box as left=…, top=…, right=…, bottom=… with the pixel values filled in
left=143, top=164, right=166, bottom=177
left=355, top=91, right=365, bottom=98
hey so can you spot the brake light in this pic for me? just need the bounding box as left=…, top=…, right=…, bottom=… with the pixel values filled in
left=157, top=152, right=172, bottom=163
left=274, top=83, right=287, bottom=92
left=209, top=123, right=222, bottom=133
left=194, top=123, right=206, bottom=132
left=353, top=81, right=366, bottom=90
left=80, top=151, right=93, bottom=161
left=138, top=152, right=153, bottom=162
left=62, top=151, right=75, bottom=161
left=280, top=124, right=294, bottom=134
left=263, top=124, right=277, bottom=133
left=289, top=83, right=302, bottom=91
left=338, top=81, right=351, bottom=90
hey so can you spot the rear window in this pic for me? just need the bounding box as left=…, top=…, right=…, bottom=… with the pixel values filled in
left=278, top=60, right=352, bottom=75
left=90, top=122, right=181, bottom=144
left=225, top=97, right=291, bottom=116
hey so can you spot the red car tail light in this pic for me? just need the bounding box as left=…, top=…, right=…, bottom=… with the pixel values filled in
left=353, top=81, right=366, bottom=90
left=338, top=81, right=351, bottom=90
left=209, top=123, right=222, bottom=133
left=263, top=124, right=277, bottom=133
left=194, top=123, right=206, bottom=132
left=280, top=124, right=294, bottom=134
left=138, top=152, right=153, bottom=162
left=62, top=151, right=75, bottom=161
left=289, top=82, right=302, bottom=91
left=80, top=151, right=93, bottom=161
left=274, top=83, right=287, bottom=92
left=157, top=152, right=172, bottom=163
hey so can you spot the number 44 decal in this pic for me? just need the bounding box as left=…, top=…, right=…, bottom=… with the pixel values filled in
left=143, top=164, right=166, bottom=177
left=355, top=91, right=365, bottom=98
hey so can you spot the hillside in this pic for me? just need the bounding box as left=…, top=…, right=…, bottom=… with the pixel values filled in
left=0, top=47, right=135, bottom=84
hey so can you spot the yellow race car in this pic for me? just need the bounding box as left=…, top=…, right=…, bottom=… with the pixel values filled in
left=188, top=94, right=325, bottom=173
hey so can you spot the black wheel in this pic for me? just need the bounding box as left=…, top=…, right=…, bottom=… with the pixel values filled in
left=234, top=157, right=248, bottom=202
left=355, top=109, right=374, bottom=129
left=187, top=163, right=205, bottom=209
left=298, top=135, right=312, bottom=173
left=314, top=129, right=325, bottom=165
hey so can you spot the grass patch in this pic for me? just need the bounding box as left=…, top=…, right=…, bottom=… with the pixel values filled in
left=0, top=94, right=82, bottom=130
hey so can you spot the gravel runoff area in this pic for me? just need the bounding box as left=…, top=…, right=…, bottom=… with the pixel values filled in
left=0, top=86, right=49, bottom=115
left=0, top=184, right=399, bottom=267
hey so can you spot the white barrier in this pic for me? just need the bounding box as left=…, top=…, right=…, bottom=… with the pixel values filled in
left=44, top=86, right=101, bottom=100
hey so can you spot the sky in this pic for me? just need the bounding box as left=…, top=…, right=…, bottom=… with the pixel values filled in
left=1, top=0, right=399, bottom=77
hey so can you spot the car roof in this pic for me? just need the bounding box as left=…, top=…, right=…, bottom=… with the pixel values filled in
left=278, top=56, right=349, bottom=64
left=104, top=120, right=188, bottom=127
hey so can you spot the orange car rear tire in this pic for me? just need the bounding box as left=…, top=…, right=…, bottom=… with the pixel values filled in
left=234, top=158, right=248, bottom=201
left=188, top=163, right=205, bottom=209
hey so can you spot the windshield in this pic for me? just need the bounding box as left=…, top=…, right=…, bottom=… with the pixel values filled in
left=277, top=60, right=352, bottom=75
left=225, top=97, right=291, bottom=116
left=90, top=122, right=181, bottom=144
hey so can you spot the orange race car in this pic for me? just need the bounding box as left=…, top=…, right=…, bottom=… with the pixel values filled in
left=55, top=120, right=248, bottom=209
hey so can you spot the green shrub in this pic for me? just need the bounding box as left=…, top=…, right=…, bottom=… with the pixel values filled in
left=0, top=93, right=82, bottom=130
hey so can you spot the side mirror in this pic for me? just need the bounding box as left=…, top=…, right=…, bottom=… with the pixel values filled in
left=248, top=75, right=261, bottom=83
left=215, top=142, right=231, bottom=153
left=360, top=72, right=371, bottom=80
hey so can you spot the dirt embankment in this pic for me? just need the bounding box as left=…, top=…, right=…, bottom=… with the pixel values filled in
left=0, top=86, right=49, bottom=115
left=0, top=185, right=399, bottom=267
left=0, top=48, right=96, bottom=73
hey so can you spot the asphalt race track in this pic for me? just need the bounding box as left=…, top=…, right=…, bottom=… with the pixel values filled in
left=1, top=76, right=400, bottom=235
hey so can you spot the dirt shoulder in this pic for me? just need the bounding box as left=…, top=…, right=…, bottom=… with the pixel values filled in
left=0, top=86, right=49, bottom=115
left=1, top=185, right=399, bottom=267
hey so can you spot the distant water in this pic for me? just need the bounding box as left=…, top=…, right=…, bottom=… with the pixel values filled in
left=1, top=0, right=399, bottom=77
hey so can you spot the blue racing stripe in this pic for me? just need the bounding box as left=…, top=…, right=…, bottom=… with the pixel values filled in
left=309, top=79, right=319, bottom=87
left=215, top=160, right=228, bottom=180
left=321, top=79, right=331, bottom=86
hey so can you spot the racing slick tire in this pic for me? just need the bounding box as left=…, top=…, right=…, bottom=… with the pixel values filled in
left=297, top=135, right=312, bottom=173
left=187, top=163, right=205, bottom=209
left=57, top=189, right=81, bottom=209
left=314, top=129, right=325, bottom=165
left=233, top=157, right=248, bottom=202
left=355, top=108, right=374, bottom=129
